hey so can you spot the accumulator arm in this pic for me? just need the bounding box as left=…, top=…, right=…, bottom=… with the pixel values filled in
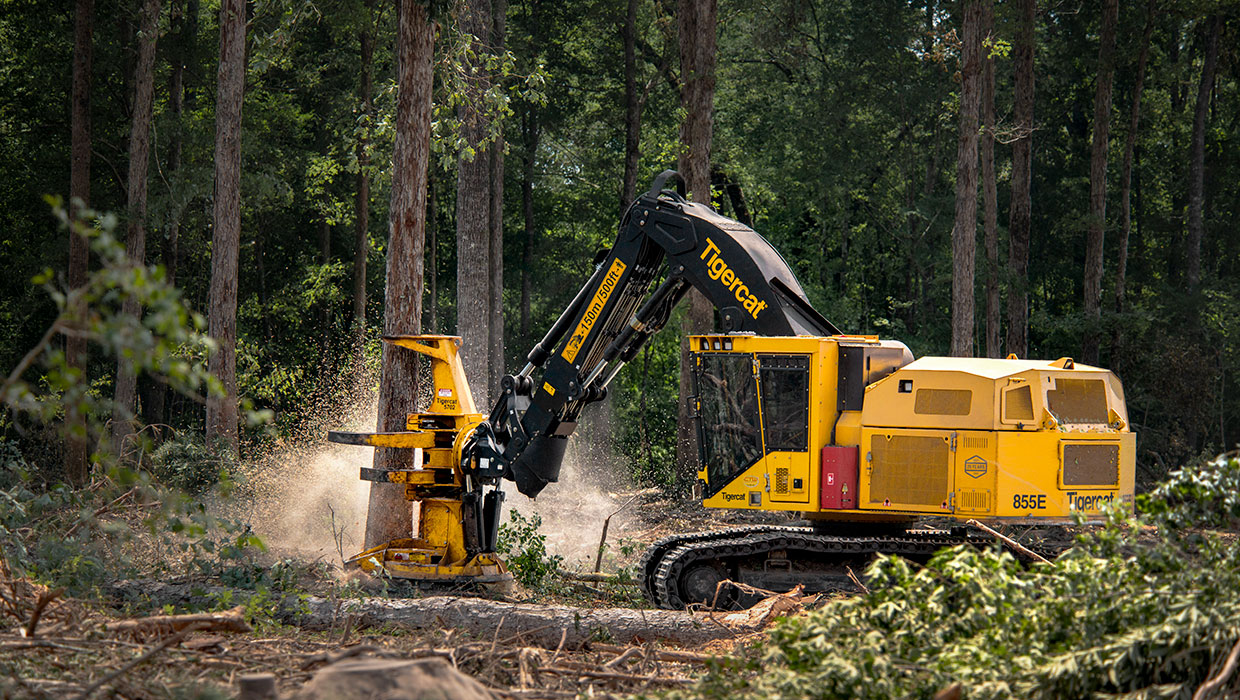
left=465, top=171, right=840, bottom=498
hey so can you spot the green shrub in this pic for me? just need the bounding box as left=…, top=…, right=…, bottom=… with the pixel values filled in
left=496, top=509, right=564, bottom=592
left=1138, top=454, right=1240, bottom=530
left=675, top=472, right=1240, bottom=700
left=150, top=436, right=236, bottom=493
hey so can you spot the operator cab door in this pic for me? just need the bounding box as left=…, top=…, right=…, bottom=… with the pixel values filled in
left=758, top=355, right=812, bottom=504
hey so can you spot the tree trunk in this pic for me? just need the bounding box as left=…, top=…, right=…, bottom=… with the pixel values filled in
left=456, top=0, right=493, bottom=408
left=1005, top=0, right=1035, bottom=359
left=206, top=0, right=246, bottom=456
left=427, top=168, right=439, bottom=333
left=981, top=0, right=999, bottom=358
left=353, top=0, right=375, bottom=347
left=110, top=581, right=799, bottom=650
left=66, top=0, right=94, bottom=485
left=111, top=0, right=162, bottom=460
left=520, top=113, right=540, bottom=344
left=1112, top=0, right=1155, bottom=358
left=621, top=0, right=641, bottom=213
left=1186, top=14, right=1220, bottom=296
left=145, top=0, right=191, bottom=429
left=1082, top=0, right=1118, bottom=366
left=488, top=0, right=507, bottom=392
left=949, top=0, right=982, bottom=358
left=365, top=0, right=434, bottom=549
left=675, top=0, right=717, bottom=483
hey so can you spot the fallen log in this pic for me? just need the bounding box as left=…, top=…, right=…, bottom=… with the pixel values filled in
left=103, top=605, right=251, bottom=639
left=109, top=580, right=793, bottom=649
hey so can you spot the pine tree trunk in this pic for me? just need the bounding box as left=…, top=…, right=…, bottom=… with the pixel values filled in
left=66, top=0, right=94, bottom=485
left=1082, top=0, right=1118, bottom=366
left=675, top=0, right=717, bottom=483
left=353, top=0, right=375, bottom=346
left=111, top=0, right=162, bottom=460
left=488, top=0, right=507, bottom=391
left=144, top=0, right=190, bottom=430
left=981, top=0, right=999, bottom=358
left=456, top=0, right=493, bottom=408
left=1112, top=0, right=1155, bottom=360
left=621, top=0, right=641, bottom=213
left=365, top=0, right=434, bottom=549
left=206, top=0, right=246, bottom=456
left=1005, top=0, right=1035, bottom=359
left=950, top=0, right=982, bottom=358
left=520, top=113, right=539, bottom=344
left=427, top=169, right=438, bottom=332
left=1186, top=14, right=1220, bottom=297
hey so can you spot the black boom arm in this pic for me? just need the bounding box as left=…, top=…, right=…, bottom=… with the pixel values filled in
left=466, top=171, right=840, bottom=499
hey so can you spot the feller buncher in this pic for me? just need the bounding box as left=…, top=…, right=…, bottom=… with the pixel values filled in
left=329, top=171, right=1135, bottom=609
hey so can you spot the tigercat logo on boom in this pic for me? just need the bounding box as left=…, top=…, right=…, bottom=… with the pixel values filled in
left=562, top=258, right=627, bottom=363
left=700, top=238, right=769, bottom=319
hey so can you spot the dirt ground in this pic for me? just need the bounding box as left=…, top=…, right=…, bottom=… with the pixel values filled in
left=0, top=494, right=794, bottom=699
left=1, top=491, right=1088, bottom=699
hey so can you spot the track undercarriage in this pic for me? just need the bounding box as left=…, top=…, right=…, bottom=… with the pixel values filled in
left=638, top=525, right=1062, bottom=610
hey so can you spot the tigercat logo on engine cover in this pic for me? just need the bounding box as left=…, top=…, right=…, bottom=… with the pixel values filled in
left=700, top=238, right=769, bottom=319
left=562, top=258, right=627, bottom=363
left=722, top=492, right=746, bottom=502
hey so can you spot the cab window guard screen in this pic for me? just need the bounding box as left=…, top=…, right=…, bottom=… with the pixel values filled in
left=759, top=355, right=810, bottom=452
left=696, top=353, right=762, bottom=495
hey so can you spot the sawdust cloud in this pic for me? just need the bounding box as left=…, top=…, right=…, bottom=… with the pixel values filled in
left=226, top=360, right=640, bottom=572
left=228, top=367, right=378, bottom=565
left=502, top=408, right=638, bottom=570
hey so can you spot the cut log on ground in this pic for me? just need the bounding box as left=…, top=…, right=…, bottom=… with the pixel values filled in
left=109, top=580, right=796, bottom=649
left=104, top=605, right=251, bottom=640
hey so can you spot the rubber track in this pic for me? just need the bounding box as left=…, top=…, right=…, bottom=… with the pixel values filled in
left=636, top=525, right=775, bottom=603
left=643, top=526, right=1059, bottom=609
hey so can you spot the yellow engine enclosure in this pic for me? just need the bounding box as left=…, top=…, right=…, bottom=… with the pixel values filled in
left=695, top=335, right=1135, bottom=523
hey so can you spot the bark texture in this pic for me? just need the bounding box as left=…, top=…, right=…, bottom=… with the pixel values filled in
left=981, top=0, right=999, bottom=358
left=66, top=0, right=94, bottom=485
left=1186, top=14, right=1220, bottom=296
left=621, top=0, right=641, bottom=212
left=1082, top=0, right=1118, bottom=366
left=488, top=0, right=507, bottom=393
left=111, top=0, right=162, bottom=459
left=352, top=0, right=375, bottom=345
left=1113, top=0, right=1155, bottom=355
left=365, top=0, right=434, bottom=549
left=520, top=114, right=540, bottom=343
left=1005, top=0, right=1035, bottom=359
left=111, top=581, right=782, bottom=649
left=456, top=0, right=495, bottom=408
left=206, top=0, right=246, bottom=455
left=950, top=0, right=983, bottom=358
left=675, top=0, right=718, bottom=480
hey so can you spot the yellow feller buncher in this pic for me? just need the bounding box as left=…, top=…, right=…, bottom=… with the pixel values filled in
left=330, top=171, right=1135, bottom=608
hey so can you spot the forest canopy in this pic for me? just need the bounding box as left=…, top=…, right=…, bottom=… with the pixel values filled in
left=0, top=0, right=1237, bottom=487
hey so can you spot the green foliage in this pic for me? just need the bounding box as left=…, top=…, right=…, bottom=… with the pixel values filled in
left=1138, top=454, right=1240, bottom=530
left=150, top=435, right=238, bottom=493
left=676, top=483, right=1240, bottom=700
left=496, top=509, right=563, bottom=592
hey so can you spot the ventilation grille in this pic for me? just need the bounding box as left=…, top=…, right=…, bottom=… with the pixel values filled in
left=1048, top=379, right=1108, bottom=424
left=775, top=467, right=789, bottom=494
left=914, top=389, right=972, bottom=416
left=962, top=436, right=989, bottom=449
left=1063, top=443, right=1120, bottom=487
left=1005, top=385, right=1034, bottom=421
left=957, top=490, right=991, bottom=512
left=869, top=434, right=950, bottom=506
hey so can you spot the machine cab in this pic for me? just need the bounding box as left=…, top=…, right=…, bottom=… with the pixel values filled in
left=690, top=334, right=912, bottom=512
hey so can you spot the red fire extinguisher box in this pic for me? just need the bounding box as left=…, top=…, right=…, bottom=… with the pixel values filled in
left=821, top=445, right=858, bottom=509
